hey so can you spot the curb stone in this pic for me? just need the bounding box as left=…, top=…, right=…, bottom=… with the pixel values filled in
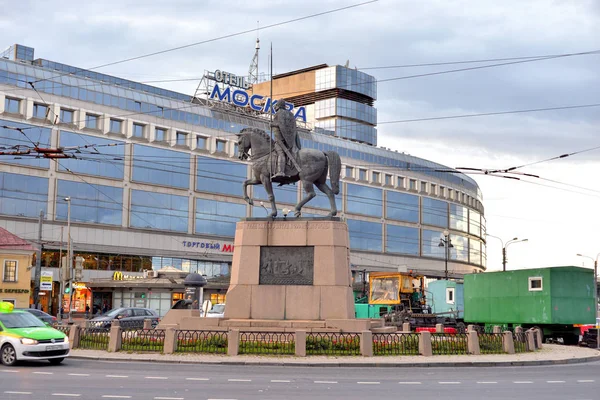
left=69, top=353, right=600, bottom=368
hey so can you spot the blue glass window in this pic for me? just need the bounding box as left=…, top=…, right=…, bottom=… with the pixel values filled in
left=0, top=172, right=48, bottom=218
left=132, top=145, right=189, bottom=189
left=346, top=184, right=382, bottom=217
left=4, top=98, right=20, bottom=113
left=195, top=199, right=246, bottom=237
left=56, top=180, right=122, bottom=225
left=33, top=103, right=48, bottom=119
left=60, top=109, right=74, bottom=124
left=0, top=120, right=51, bottom=169
left=469, top=210, right=481, bottom=237
left=85, top=114, right=98, bottom=129
left=109, top=119, right=122, bottom=134
left=450, top=234, right=469, bottom=262
left=304, top=179, right=342, bottom=210
left=196, top=136, right=207, bottom=150
left=421, top=229, right=445, bottom=259
left=130, top=190, right=188, bottom=232
left=386, top=225, right=419, bottom=255
left=59, top=131, right=124, bottom=179
left=155, top=127, right=166, bottom=142
left=216, top=140, right=226, bottom=152
left=386, top=191, right=418, bottom=222
left=176, top=132, right=187, bottom=146
left=133, top=123, right=144, bottom=138
left=469, top=239, right=482, bottom=266
left=450, top=204, right=468, bottom=232
left=347, top=219, right=382, bottom=252
left=422, top=197, right=448, bottom=228
left=196, top=156, right=247, bottom=197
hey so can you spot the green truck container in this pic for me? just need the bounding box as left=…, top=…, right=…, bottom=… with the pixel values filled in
left=464, top=266, right=595, bottom=344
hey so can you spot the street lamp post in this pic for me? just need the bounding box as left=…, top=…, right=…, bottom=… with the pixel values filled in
left=64, top=197, right=73, bottom=324
left=576, top=253, right=600, bottom=349
left=438, top=230, right=453, bottom=280
left=486, top=234, right=528, bottom=271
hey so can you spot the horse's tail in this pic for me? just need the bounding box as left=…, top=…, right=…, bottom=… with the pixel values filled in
left=324, top=151, right=341, bottom=195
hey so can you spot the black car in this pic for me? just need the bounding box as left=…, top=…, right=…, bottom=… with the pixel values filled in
left=16, top=308, right=57, bottom=326
left=89, top=307, right=159, bottom=329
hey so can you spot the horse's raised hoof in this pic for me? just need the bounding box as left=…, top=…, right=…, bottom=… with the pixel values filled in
left=269, top=211, right=277, bottom=218
left=328, top=211, right=337, bottom=217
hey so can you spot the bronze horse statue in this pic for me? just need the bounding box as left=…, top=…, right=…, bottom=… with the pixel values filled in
left=237, top=127, right=341, bottom=218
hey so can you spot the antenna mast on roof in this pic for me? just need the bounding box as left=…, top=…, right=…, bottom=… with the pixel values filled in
left=248, top=21, right=260, bottom=85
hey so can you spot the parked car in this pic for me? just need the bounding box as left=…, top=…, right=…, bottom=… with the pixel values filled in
left=0, top=302, right=69, bottom=366
left=16, top=308, right=57, bottom=326
left=89, top=307, right=159, bottom=329
left=205, top=303, right=225, bottom=318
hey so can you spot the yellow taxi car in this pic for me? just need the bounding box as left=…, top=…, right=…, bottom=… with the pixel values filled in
left=0, top=302, right=69, bottom=366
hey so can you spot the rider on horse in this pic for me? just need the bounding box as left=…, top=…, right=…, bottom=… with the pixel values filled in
left=271, top=99, right=301, bottom=179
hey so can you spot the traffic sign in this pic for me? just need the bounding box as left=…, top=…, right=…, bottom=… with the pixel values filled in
left=40, top=270, right=53, bottom=291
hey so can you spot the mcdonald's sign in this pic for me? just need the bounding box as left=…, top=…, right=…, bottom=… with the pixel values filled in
left=112, top=271, right=143, bottom=281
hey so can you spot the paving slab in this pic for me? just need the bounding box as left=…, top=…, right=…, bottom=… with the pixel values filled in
left=70, top=344, right=600, bottom=367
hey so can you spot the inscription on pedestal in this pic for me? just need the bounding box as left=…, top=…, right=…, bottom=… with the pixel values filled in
left=259, top=246, right=314, bottom=285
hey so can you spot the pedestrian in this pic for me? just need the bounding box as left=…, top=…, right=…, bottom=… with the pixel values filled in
left=85, top=304, right=90, bottom=319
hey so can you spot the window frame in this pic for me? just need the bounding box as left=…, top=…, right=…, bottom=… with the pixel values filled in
left=85, top=113, right=99, bottom=130
left=4, top=97, right=21, bottom=114
left=60, top=108, right=74, bottom=124
left=215, top=139, right=227, bottom=153
left=446, top=287, right=455, bottom=304
left=528, top=277, right=543, bottom=292
left=109, top=118, right=123, bottom=134
left=2, top=260, right=18, bottom=283
left=154, top=127, right=167, bottom=142
left=33, top=103, right=48, bottom=120
left=132, top=123, right=145, bottom=138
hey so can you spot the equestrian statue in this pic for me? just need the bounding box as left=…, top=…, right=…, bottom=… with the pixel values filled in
left=237, top=99, right=341, bottom=218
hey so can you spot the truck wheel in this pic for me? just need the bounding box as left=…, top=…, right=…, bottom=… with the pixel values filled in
left=1, top=344, right=17, bottom=366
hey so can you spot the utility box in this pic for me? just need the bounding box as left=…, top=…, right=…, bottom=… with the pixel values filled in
left=427, top=280, right=464, bottom=319
left=464, top=266, right=595, bottom=326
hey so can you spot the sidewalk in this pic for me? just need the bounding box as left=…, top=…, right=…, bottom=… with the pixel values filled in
left=71, top=344, right=600, bottom=367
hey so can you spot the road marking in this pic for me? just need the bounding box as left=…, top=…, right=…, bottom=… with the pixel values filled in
left=105, top=375, right=128, bottom=378
left=228, top=379, right=251, bottom=382
left=398, top=382, right=422, bottom=385
left=439, top=382, right=461, bottom=384
left=33, top=371, right=54, bottom=375
left=314, top=381, right=338, bottom=384
left=513, top=381, right=533, bottom=384
left=271, top=380, right=291, bottom=383
left=4, top=392, right=32, bottom=395
left=477, top=382, right=497, bottom=384
left=357, top=381, right=380, bottom=385
left=155, top=398, right=184, bottom=400
left=547, top=380, right=565, bottom=383
left=51, top=394, right=81, bottom=397
left=186, top=377, right=210, bottom=381
left=101, top=396, right=132, bottom=399
left=0, top=370, right=19, bottom=373
left=145, top=376, right=168, bottom=380
left=68, top=373, right=90, bottom=377
left=578, top=380, right=595, bottom=383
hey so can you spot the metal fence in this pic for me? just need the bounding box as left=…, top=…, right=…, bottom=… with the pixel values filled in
left=176, top=330, right=228, bottom=354
left=306, top=332, right=360, bottom=356
left=239, top=332, right=295, bottom=355
left=478, top=333, right=504, bottom=354
left=373, top=333, right=419, bottom=356
left=513, top=332, right=529, bottom=353
left=78, top=327, right=110, bottom=350
left=121, top=329, right=165, bottom=352
left=431, top=333, right=468, bottom=355
left=56, top=325, right=70, bottom=335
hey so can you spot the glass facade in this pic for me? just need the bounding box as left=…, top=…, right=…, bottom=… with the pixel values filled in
left=386, top=225, right=419, bottom=255
left=469, top=210, right=481, bottom=238
left=315, top=66, right=377, bottom=99
left=422, top=229, right=445, bottom=259
left=0, top=172, right=48, bottom=218
left=386, top=191, right=419, bottom=223
left=450, top=204, right=468, bottom=232
left=59, top=131, right=124, bottom=179
left=4, top=97, right=19, bottom=113
left=196, top=156, right=247, bottom=196
left=469, top=239, right=482, bottom=266
left=60, top=108, right=73, bottom=124
left=133, top=123, right=144, bottom=138
left=0, top=120, right=51, bottom=169
left=254, top=183, right=297, bottom=205
left=306, top=179, right=343, bottom=210
left=132, top=145, right=189, bottom=189
left=85, top=114, right=98, bottom=129
left=346, top=184, right=382, bottom=217
left=130, top=189, right=188, bottom=232
left=195, top=198, right=246, bottom=237
left=450, top=234, right=469, bottom=262
left=33, top=103, right=47, bottom=119
left=422, top=197, right=448, bottom=228
left=56, top=180, right=123, bottom=225
left=347, top=219, right=382, bottom=252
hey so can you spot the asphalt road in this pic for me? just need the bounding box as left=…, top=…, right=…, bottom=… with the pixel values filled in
left=0, top=358, right=598, bottom=400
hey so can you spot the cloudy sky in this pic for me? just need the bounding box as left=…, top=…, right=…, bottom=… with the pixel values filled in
left=1, top=0, right=598, bottom=271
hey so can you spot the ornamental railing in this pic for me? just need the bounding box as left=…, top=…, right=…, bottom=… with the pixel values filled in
left=121, top=329, right=165, bottom=352
left=239, top=331, right=295, bottom=355
left=431, top=333, right=468, bottom=355
left=176, top=330, right=228, bottom=354
left=306, top=332, right=360, bottom=356
left=373, top=333, right=419, bottom=356
left=78, top=327, right=109, bottom=350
